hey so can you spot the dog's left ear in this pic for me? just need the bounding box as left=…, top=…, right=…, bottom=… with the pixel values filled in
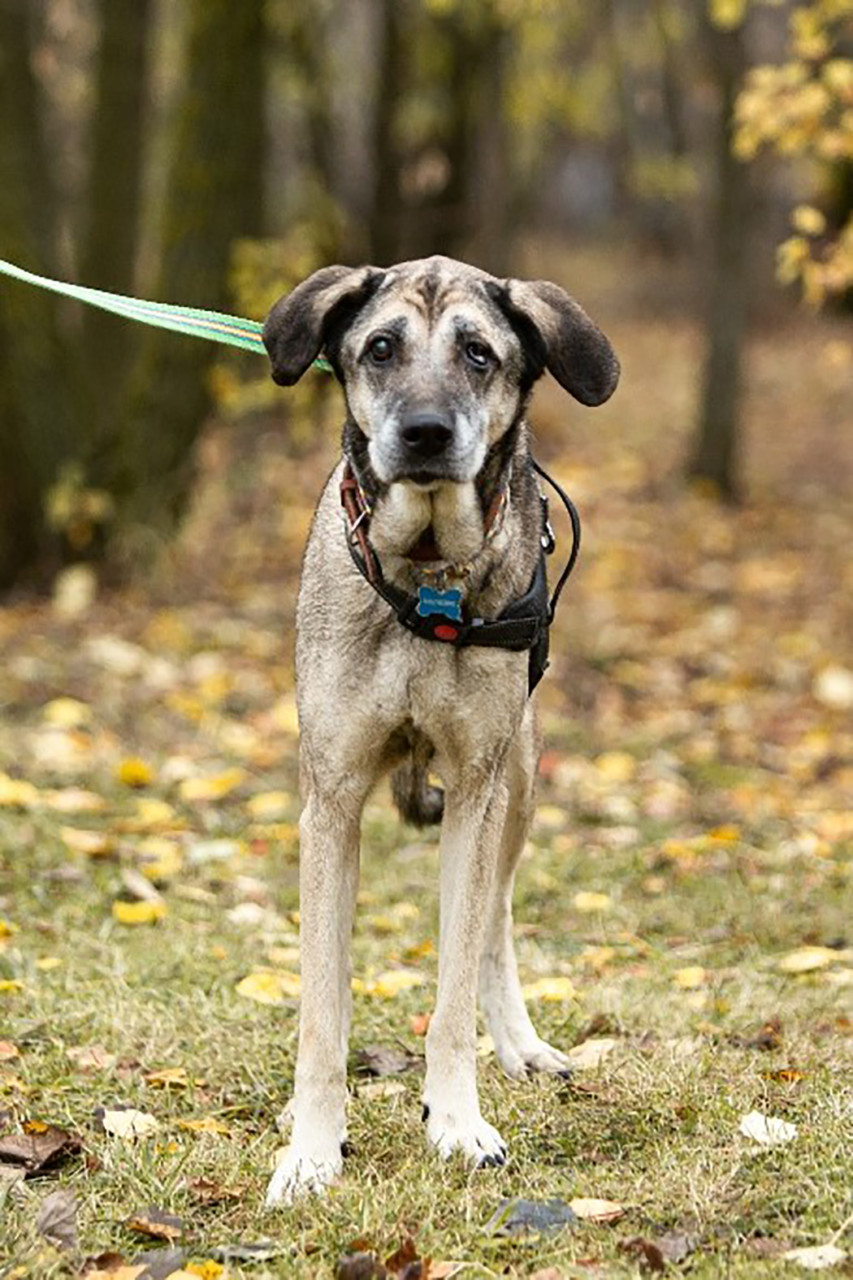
left=263, top=264, right=385, bottom=386
left=488, top=278, right=619, bottom=406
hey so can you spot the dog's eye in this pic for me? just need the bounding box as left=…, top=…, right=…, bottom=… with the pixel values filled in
left=465, top=341, right=492, bottom=369
left=368, top=336, right=394, bottom=364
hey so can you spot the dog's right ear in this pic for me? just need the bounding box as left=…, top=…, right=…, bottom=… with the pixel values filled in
left=263, top=265, right=384, bottom=386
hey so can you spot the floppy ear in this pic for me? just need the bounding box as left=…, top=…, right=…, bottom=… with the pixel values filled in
left=488, top=277, right=619, bottom=406
left=263, top=264, right=384, bottom=386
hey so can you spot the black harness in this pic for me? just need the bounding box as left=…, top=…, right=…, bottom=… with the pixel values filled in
left=342, top=460, right=581, bottom=695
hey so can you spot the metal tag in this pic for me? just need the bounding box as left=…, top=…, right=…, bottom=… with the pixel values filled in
left=416, top=585, right=463, bottom=622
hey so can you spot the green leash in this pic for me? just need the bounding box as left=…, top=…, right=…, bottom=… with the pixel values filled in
left=0, top=256, right=330, bottom=369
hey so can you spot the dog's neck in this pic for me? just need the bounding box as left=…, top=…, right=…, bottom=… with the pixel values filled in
left=341, top=416, right=541, bottom=610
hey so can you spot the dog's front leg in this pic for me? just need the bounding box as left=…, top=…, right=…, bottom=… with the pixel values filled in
left=265, top=783, right=361, bottom=1206
left=423, top=772, right=509, bottom=1166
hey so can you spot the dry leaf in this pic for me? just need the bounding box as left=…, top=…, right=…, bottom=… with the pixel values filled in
left=356, top=1045, right=421, bottom=1077
left=570, top=1197, right=625, bottom=1223
left=179, top=768, right=246, bottom=803
left=673, top=965, right=707, bottom=989
left=96, top=1106, right=159, bottom=1140
left=738, top=1110, right=798, bottom=1146
left=778, top=946, right=837, bottom=974
left=0, top=1041, right=19, bottom=1061
left=67, top=1044, right=116, bottom=1072
left=236, top=970, right=299, bottom=1005
left=782, top=1244, right=847, bottom=1270
left=573, top=891, right=613, bottom=913
left=144, top=1068, right=190, bottom=1090
left=43, top=697, right=90, bottom=728
left=246, top=790, right=290, bottom=818
left=365, top=969, right=425, bottom=998
left=566, top=1037, right=618, bottom=1069
left=177, top=1116, right=231, bottom=1136
left=61, top=827, right=115, bottom=857
left=117, top=758, right=155, bottom=787
left=0, top=1122, right=80, bottom=1173
left=357, top=1080, right=407, bottom=1100
left=521, top=976, right=576, bottom=1002
left=112, top=899, right=167, bottom=926
left=36, top=1188, right=79, bottom=1251
left=127, top=1205, right=184, bottom=1241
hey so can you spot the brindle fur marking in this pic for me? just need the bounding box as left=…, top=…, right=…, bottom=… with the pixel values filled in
left=262, top=255, right=618, bottom=1204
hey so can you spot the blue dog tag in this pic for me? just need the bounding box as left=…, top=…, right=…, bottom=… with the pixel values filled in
left=416, top=585, right=463, bottom=622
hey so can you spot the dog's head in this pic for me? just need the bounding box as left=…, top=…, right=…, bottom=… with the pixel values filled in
left=263, top=255, right=619, bottom=486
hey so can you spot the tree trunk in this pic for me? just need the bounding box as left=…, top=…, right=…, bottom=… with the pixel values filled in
left=81, top=0, right=153, bottom=435
left=0, top=0, right=77, bottom=588
left=102, top=0, right=266, bottom=529
left=369, top=0, right=407, bottom=264
left=687, top=16, right=752, bottom=500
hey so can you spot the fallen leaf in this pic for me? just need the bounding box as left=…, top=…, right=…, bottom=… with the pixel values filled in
left=61, top=826, right=115, bottom=857
left=357, top=1080, right=407, bottom=1100
left=67, top=1044, right=117, bottom=1072
left=0, top=1041, right=19, bottom=1061
left=521, top=976, right=576, bottom=1002
left=484, top=1198, right=578, bottom=1237
left=179, top=768, right=246, bottom=803
left=366, top=969, right=425, bottom=998
left=782, top=1244, right=847, bottom=1270
left=186, top=1177, right=242, bottom=1204
left=569, top=1197, right=626, bottom=1223
left=409, top=1013, right=430, bottom=1036
left=738, top=1109, right=798, bottom=1146
left=235, top=970, right=299, bottom=1005
left=619, top=1237, right=665, bottom=1272
left=0, top=773, right=39, bottom=807
left=177, top=1117, right=231, bottom=1137
left=0, top=1122, right=81, bottom=1173
left=127, top=1205, right=184, bottom=1241
left=778, top=946, right=838, bottom=974
left=673, top=965, right=707, bottom=989
left=95, top=1105, right=160, bottom=1140
left=117, top=758, right=155, bottom=787
left=137, top=838, right=183, bottom=881
left=112, top=899, right=167, bottom=926
left=246, top=791, right=290, bottom=819
left=355, top=1046, right=421, bottom=1077
left=566, top=1037, right=618, bottom=1069
left=43, top=787, right=107, bottom=813
left=43, top=697, right=90, bottom=728
left=131, top=1246, right=185, bottom=1279
left=36, top=1188, right=79, bottom=1251
left=187, top=838, right=244, bottom=865
left=573, top=891, right=612, bottom=913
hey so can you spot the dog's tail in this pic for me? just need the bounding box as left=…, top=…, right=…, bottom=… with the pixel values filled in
left=391, top=747, right=444, bottom=828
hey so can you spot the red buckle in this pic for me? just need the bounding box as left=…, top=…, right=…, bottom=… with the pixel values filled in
left=433, top=624, right=459, bottom=642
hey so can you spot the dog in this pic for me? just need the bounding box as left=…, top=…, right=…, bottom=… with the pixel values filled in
left=262, top=255, right=619, bottom=1204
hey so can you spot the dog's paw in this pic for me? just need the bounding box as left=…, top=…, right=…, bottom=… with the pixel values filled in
left=425, top=1105, right=508, bottom=1168
left=264, top=1140, right=343, bottom=1207
left=493, top=1033, right=572, bottom=1081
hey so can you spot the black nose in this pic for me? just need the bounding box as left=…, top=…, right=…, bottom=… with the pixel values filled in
left=400, top=411, right=453, bottom=458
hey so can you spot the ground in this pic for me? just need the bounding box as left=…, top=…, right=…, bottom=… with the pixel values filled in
left=0, top=250, right=851, bottom=1278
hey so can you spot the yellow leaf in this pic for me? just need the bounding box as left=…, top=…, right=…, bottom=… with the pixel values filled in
left=247, top=790, right=290, bottom=819
left=35, top=956, right=62, bottom=971
left=177, top=1117, right=231, bottom=1137
left=0, top=980, right=24, bottom=995
left=0, top=774, right=39, bottom=808
left=367, top=969, right=425, bottom=998
left=61, top=826, right=115, bottom=857
left=137, top=838, right=183, bottom=880
left=792, top=204, right=827, bottom=237
left=535, top=804, right=567, bottom=829
left=42, top=696, right=90, bottom=728
left=673, top=966, right=707, bottom=989
left=112, top=899, right=167, bottom=926
left=43, top=787, right=106, bottom=813
left=521, top=976, right=576, bottom=1002
left=117, top=757, right=155, bottom=787
left=271, top=697, right=300, bottom=735
left=566, top=1037, right=618, bottom=1069
left=179, top=768, right=246, bottom=803
left=778, top=946, right=837, bottom=974
left=81, top=1267, right=147, bottom=1280
left=573, top=891, right=612, bottom=913
left=145, top=1067, right=190, bottom=1089
left=267, top=945, right=300, bottom=966
left=0, top=919, right=18, bottom=938
left=130, top=797, right=179, bottom=830
left=185, top=1263, right=227, bottom=1280
left=595, top=751, right=636, bottom=782
left=236, top=970, right=298, bottom=1005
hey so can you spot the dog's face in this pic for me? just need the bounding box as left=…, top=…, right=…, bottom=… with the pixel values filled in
left=264, top=256, right=619, bottom=486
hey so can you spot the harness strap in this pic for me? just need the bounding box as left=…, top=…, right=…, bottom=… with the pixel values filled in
left=339, top=457, right=581, bottom=695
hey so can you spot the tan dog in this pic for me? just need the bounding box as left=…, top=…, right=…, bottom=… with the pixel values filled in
left=262, top=255, right=618, bottom=1204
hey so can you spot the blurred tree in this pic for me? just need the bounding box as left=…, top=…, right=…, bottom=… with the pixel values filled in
left=0, top=0, right=79, bottom=587
left=688, top=6, right=754, bottom=500
left=101, top=0, right=266, bottom=534
left=81, top=0, right=153, bottom=435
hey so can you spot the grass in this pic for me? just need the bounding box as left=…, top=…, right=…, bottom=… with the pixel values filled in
left=1, top=244, right=852, bottom=1277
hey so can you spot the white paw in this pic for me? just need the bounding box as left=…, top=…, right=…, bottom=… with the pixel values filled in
left=264, top=1139, right=343, bottom=1206
left=424, top=1102, right=508, bottom=1167
left=492, top=1029, right=572, bottom=1080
